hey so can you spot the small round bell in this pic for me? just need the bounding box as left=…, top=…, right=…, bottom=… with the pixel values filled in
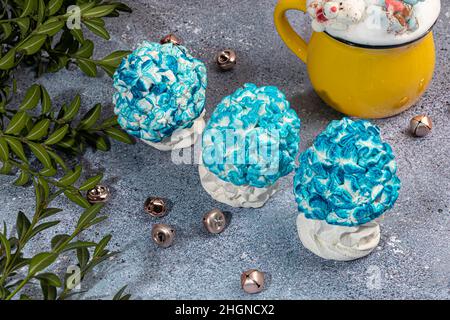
left=151, top=224, right=175, bottom=248
left=203, top=209, right=226, bottom=234
left=410, top=115, right=433, bottom=137
left=86, top=185, right=110, bottom=204
left=241, top=269, right=265, bottom=294
left=160, top=34, right=182, bottom=46
left=216, top=49, right=236, bottom=71
left=144, top=197, right=168, bottom=218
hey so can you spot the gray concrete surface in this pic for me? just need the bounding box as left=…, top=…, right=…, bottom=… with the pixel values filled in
left=0, top=0, right=449, bottom=300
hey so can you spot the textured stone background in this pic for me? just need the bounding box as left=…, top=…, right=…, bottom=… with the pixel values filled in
left=0, top=0, right=449, bottom=299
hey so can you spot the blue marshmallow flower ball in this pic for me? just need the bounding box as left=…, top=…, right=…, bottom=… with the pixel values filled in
left=113, top=41, right=207, bottom=143
left=294, top=118, right=401, bottom=227
left=202, top=83, right=301, bottom=188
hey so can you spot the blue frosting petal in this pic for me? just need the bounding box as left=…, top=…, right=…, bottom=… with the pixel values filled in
left=112, top=41, right=207, bottom=143
left=202, top=83, right=301, bottom=188
left=293, top=117, right=401, bottom=227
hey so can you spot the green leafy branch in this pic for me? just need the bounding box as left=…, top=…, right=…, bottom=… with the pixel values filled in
left=0, top=0, right=131, bottom=78
left=0, top=0, right=134, bottom=300
left=0, top=183, right=117, bottom=300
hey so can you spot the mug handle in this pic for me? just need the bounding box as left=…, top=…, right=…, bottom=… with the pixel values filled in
left=274, top=0, right=309, bottom=63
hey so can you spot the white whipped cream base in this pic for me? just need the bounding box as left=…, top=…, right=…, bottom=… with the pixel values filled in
left=321, top=0, right=441, bottom=46
left=296, top=214, right=380, bottom=261
left=198, top=165, right=279, bottom=208
left=142, top=111, right=205, bottom=151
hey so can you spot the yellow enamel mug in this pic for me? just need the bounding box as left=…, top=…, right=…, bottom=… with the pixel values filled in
left=274, top=0, right=437, bottom=119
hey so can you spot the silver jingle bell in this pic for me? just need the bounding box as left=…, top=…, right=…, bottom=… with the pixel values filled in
left=203, top=209, right=227, bottom=234
left=151, top=224, right=175, bottom=248
left=410, top=115, right=432, bottom=137
left=241, top=269, right=265, bottom=294
left=216, top=49, right=237, bottom=71
left=86, top=185, right=110, bottom=204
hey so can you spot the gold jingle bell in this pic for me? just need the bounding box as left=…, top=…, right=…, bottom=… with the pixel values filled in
left=144, top=197, right=168, bottom=218
left=152, top=224, right=175, bottom=248
left=216, top=49, right=237, bottom=71
left=203, top=209, right=226, bottom=234
left=241, top=269, right=265, bottom=294
left=86, top=185, right=110, bottom=204
left=410, top=115, right=433, bottom=137
left=160, top=34, right=182, bottom=46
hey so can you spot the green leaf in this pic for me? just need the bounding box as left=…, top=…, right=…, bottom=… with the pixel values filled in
left=99, top=51, right=130, bottom=67
left=79, top=174, right=103, bottom=191
left=40, top=166, right=57, bottom=177
left=71, top=28, right=84, bottom=43
left=41, top=208, right=63, bottom=220
left=85, top=17, right=105, bottom=27
left=0, top=49, right=16, bottom=70
left=78, top=2, right=97, bottom=13
left=83, top=5, right=117, bottom=18
left=0, top=161, right=13, bottom=174
left=32, top=180, right=43, bottom=206
left=99, top=116, right=118, bottom=129
left=1, top=23, right=13, bottom=40
left=5, top=137, right=27, bottom=162
left=28, top=252, right=56, bottom=276
left=47, top=150, right=68, bottom=171
left=16, top=18, right=30, bottom=35
left=29, top=221, right=60, bottom=240
left=79, top=104, right=101, bottom=129
left=20, top=0, right=36, bottom=17
left=59, top=165, right=82, bottom=186
left=51, top=234, right=70, bottom=250
left=100, top=65, right=118, bottom=78
left=113, top=286, right=129, bottom=300
left=35, top=273, right=62, bottom=287
left=26, top=119, right=50, bottom=140
left=83, top=20, right=110, bottom=40
left=0, top=232, right=11, bottom=264
left=37, top=0, right=46, bottom=24
left=16, top=211, right=31, bottom=240
left=62, top=94, right=81, bottom=122
left=76, top=247, right=90, bottom=268
left=36, top=177, right=50, bottom=201
left=64, top=190, right=90, bottom=208
left=40, top=283, right=57, bottom=300
left=94, top=235, right=111, bottom=257
left=84, top=216, right=108, bottom=229
left=44, top=124, right=69, bottom=145
left=9, top=257, right=30, bottom=273
left=104, top=127, right=134, bottom=144
left=36, top=20, right=65, bottom=36
left=57, top=137, right=75, bottom=149
left=95, top=135, right=109, bottom=151
left=62, top=241, right=96, bottom=252
left=75, top=40, right=94, bottom=58
left=14, top=170, right=30, bottom=186
left=20, top=84, right=41, bottom=111
left=114, top=3, right=132, bottom=13
left=77, top=203, right=104, bottom=229
left=24, top=117, right=34, bottom=134
left=17, top=34, right=47, bottom=55
left=77, top=58, right=97, bottom=77
left=48, top=0, right=64, bottom=15
left=5, top=111, right=30, bottom=134
left=27, top=142, right=52, bottom=168
left=0, top=137, right=9, bottom=162
left=41, top=86, right=52, bottom=113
